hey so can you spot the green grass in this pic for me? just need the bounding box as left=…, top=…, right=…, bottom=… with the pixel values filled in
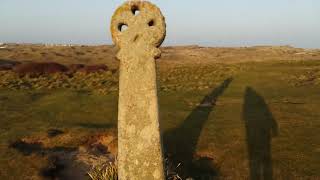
left=0, top=60, right=320, bottom=179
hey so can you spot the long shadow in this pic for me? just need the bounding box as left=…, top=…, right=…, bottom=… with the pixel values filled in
left=163, top=78, right=233, bottom=178
left=243, top=87, right=278, bottom=180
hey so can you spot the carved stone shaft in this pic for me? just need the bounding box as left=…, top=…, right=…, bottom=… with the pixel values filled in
left=111, top=1, right=166, bottom=179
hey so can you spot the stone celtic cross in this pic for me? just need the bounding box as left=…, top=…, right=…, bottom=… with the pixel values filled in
left=111, top=1, right=166, bottom=179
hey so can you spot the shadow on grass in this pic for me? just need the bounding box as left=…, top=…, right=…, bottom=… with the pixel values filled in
left=163, top=78, right=233, bottom=179
left=243, top=87, right=278, bottom=180
left=9, top=140, right=79, bottom=179
left=9, top=140, right=76, bottom=156
left=75, top=123, right=116, bottom=129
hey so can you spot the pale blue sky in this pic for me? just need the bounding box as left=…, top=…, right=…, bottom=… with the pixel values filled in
left=1, top=0, right=319, bottom=48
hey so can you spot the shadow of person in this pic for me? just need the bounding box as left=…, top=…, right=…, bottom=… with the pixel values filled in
left=163, top=78, right=233, bottom=178
left=243, top=87, right=278, bottom=180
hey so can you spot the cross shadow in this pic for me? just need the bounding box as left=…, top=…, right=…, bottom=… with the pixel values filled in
left=243, top=87, right=278, bottom=180
left=163, top=78, right=233, bottom=178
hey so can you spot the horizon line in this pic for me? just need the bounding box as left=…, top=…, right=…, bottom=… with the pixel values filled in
left=1, top=42, right=319, bottom=50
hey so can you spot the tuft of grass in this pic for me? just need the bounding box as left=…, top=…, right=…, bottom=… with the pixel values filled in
left=87, top=158, right=184, bottom=180
left=285, top=68, right=320, bottom=86
left=88, top=162, right=118, bottom=180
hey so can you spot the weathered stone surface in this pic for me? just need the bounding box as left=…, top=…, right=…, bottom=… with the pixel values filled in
left=111, top=1, right=166, bottom=180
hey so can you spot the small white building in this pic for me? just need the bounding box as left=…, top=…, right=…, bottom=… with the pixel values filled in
left=0, top=43, right=7, bottom=49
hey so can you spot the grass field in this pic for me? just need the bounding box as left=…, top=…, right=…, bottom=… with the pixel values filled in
left=0, top=45, right=319, bottom=179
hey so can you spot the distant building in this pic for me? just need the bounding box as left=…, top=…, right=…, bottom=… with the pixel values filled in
left=0, top=43, right=7, bottom=49
left=44, top=43, right=76, bottom=47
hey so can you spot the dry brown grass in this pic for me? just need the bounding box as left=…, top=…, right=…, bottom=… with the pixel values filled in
left=1, top=44, right=319, bottom=68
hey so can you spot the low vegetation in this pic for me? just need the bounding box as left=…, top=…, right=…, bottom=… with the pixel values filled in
left=88, top=162, right=118, bottom=180
left=0, top=45, right=319, bottom=179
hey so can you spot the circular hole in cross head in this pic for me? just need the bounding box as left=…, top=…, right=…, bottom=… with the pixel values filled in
left=118, top=23, right=128, bottom=32
left=148, top=20, right=155, bottom=27
left=131, top=5, right=140, bottom=15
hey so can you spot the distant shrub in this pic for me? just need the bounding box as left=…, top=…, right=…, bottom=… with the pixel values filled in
left=68, top=64, right=85, bottom=73
left=0, top=64, right=13, bottom=71
left=79, top=64, right=109, bottom=73
left=54, top=52, right=66, bottom=57
left=13, top=62, right=68, bottom=75
left=75, top=51, right=85, bottom=56
left=0, top=60, right=20, bottom=71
